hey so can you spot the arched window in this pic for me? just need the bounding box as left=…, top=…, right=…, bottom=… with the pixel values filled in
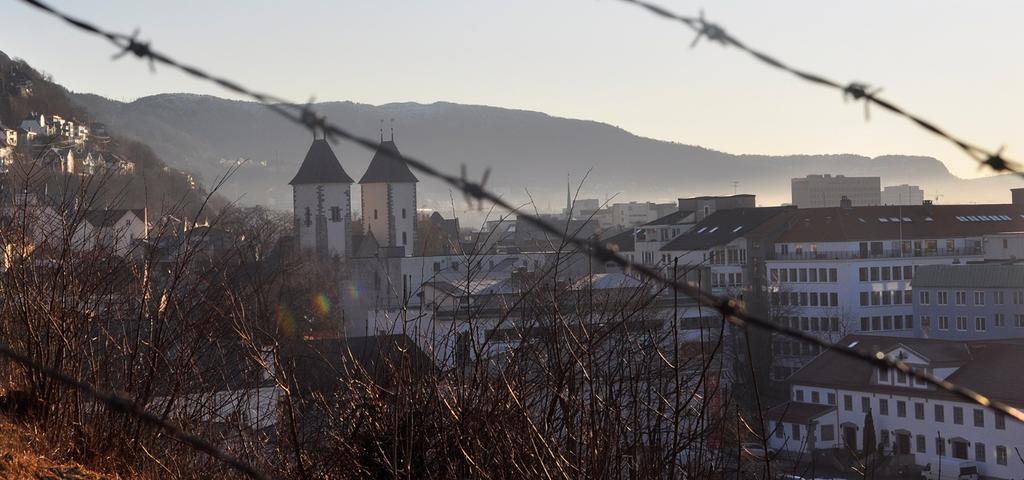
left=374, top=209, right=378, bottom=220
left=402, top=208, right=406, bottom=219
left=402, top=231, right=407, bottom=245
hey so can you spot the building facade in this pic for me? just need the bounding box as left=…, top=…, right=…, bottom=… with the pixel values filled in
left=359, top=139, right=418, bottom=257
left=791, top=174, right=880, bottom=208
left=765, top=203, right=1024, bottom=378
left=882, top=184, right=925, bottom=206
left=290, top=138, right=355, bottom=258
left=912, top=263, right=1024, bottom=340
left=766, top=335, right=1024, bottom=480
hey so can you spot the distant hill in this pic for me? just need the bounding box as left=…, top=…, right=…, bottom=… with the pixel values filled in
left=70, top=93, right=1024, bottom=215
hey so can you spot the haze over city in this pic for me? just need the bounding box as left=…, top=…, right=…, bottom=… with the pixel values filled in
left=1, top=1, right=1024, bottom=479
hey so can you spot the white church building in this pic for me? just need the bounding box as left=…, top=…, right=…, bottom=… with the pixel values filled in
left=290, top=132, right=418, bottom=259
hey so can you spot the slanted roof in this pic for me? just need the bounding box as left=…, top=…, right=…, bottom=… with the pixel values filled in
left=764, top=401, right=835, bottom=424
left=429, top=211, right=460, bottom=238
left=351, top=231, right=380, bottom=258
left=642, top=209, right=694, bottom=226
left=661, top=207, right=791, bottom=252
left=572, top=272, right=645, bottom=291
left=289, top=139, right=354, bottom=185
left=359, top=140, right=418, bottom=184
left=603, top=228, right=636, bottom=252
left=776, top=204, right=1024, bottom=243
left=789, top=334, right=1024, bottom=406
left=84, top=208, right=145, bottom=228
left=913, top=264, right=1024, bottom=289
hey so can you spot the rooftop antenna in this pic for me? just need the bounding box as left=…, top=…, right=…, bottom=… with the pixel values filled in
left=379, top=119, right=384, bottom=142
left=389, top=118, right=395, bottom=141
left=731, top=180, right=739, bottom=195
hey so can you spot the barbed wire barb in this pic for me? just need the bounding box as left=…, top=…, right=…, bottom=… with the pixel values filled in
left=615, top=0, right=1021, bottom=177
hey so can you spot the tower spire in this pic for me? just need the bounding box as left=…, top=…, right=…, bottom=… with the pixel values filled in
left=566, top=172, right=571, bottom=216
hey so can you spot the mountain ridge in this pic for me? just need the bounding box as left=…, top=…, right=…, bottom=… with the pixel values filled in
left=70, top=92, right=1020, bottom=215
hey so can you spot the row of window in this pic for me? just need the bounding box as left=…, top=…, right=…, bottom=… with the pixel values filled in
left=878, top=367, right=925, bottom=387
left=708, top=247, right=747, bottom=266
left=858, top=265, right=916, bottom=282
left=772, top=291, right=840, bottom=307
left=773, top=340, right=824, bottom=357
left=771, top=366, right=798, bottom=380
left=923, top=314, right=1024, bottom=331
left=770, top=267, right=838, bottom=283
left=859, top=290, right=913, bottom=306
left=711, top=272, right=743, bottom=288
left=919, top=289, right=1024, bottom=306
left=837, top=394, right=1008, bottom=430
left=858, top=315, right=915, bottom=332
left=777, top=316, right=842, bottom=333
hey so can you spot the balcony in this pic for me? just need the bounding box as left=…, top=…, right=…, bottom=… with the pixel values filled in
left=767, top=247, right=983, bottom=261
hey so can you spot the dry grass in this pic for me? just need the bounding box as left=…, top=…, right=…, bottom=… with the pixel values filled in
left=0, top=420, right=111, bottom=480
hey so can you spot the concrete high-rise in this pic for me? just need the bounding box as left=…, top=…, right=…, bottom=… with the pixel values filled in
left=791, top=174, right=880, bottom=208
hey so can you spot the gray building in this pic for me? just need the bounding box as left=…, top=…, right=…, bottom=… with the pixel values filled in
left=882, top=184, right=925, bottom=205
left=791, top=174, right=880, bottom=208
left=913, top=263, right=1024, bottom=340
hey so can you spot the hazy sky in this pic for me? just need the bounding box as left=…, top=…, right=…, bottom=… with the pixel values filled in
left=5, top=0, right=1024, bottom=179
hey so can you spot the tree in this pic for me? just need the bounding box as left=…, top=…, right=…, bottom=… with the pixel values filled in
left=862, top=409, right=876, bottom=457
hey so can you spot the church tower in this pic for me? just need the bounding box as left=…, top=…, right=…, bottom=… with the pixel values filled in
left=359, top=133, right=418, bottom=257
left=290, top=136, right=354, bottom=258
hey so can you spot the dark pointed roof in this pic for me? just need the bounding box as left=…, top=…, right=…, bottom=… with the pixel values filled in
left=358, top=140, right=418, bottom=184
left=289, top=139, right=354, bottom=185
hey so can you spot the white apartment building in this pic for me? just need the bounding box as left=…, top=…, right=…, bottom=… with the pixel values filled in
left=791, top=174, right=880, bottom=208
left=766, top=335, right=1024, bottom=480
left=766, top=203, right=1024, bottom=378
left=882, top=184, right=925, bottom=206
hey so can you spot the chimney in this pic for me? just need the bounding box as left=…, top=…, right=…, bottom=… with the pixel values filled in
left=1012, top=188, right=1024, bottom=205
left=839, top=196, right=853, bottom=209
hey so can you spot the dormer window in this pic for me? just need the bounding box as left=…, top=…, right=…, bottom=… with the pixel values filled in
left=878, top=368, right=890, bottom=383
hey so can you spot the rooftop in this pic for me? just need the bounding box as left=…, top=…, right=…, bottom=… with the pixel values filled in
left=912, top=263, right=1024, bottom=289
left=776, top=203, right=1024, bottom=243
left=789, top=334, right=1024, bottom=407
left=289, top=138, right=354, bottom=185
left=359, top=140, right=418, bottom=184
left=661, top=207, right=791, bottom=252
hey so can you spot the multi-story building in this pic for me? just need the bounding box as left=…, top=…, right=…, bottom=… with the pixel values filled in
left=661, top=206, right=792, bottom=298
left=791, top=174, right=880, bottom=208
left=913, top=263, right=1024, bottom=340
left=605, top=202, right=676, bottom=228
left=766, top=335, right=1024, bottom=480
left=766, top=200, right=1024, bottom=378
left=882, top=184, right=925, bottom=206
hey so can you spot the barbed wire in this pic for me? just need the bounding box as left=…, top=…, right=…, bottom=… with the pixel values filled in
left=15, top=0, right=1024, bottom=436
left=0, top=342, right=270, bottom=480
left=617, top=0, right=1022, bottom=176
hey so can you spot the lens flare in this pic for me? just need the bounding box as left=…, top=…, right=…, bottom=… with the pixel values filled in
left=275, top=304, right=295, bottom=337
left=312, top=293, right=331, bottom=318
